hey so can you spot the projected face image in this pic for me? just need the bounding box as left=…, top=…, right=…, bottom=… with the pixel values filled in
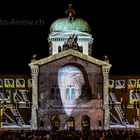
left=58, top=65, right=85, bottom=116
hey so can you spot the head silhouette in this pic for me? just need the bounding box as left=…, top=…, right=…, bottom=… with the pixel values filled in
left=58, top=65, right=85, bottom=116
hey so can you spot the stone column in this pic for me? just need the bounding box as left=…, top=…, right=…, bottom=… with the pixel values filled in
left=102, top=65, right=111, bottom=130
left=0, top=107, right=3, bottom=129
left=137, top=108, right=140, bottom=129
left=30, top=64, right=39, bottom=130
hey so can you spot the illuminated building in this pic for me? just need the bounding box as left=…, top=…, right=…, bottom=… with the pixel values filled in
left=0, top=4, right=139, bottom=130
left=29, top=4, right=111, bottom=130
left=0, top=75, right=32, bottom=128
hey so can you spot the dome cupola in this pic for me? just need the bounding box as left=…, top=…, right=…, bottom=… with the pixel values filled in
left=50, top=4, right=91, bottom=33
left=48, top=4, right=93, bottom=56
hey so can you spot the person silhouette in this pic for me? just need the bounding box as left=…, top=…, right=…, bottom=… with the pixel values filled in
left=39, top=118, right=44, bottom=130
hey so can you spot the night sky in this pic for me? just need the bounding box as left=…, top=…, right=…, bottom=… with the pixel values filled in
left=0, top=1, right=139, bottom=75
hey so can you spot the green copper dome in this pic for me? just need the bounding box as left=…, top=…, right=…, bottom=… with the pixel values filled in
left=50, top=18, right=91, bottom=33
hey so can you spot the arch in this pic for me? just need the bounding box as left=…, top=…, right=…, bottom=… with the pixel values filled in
left=60, top=63, right=93, bottom=100
left=81, top=115, right=90, bottom=131
left=58, top=46, right=61, bottom=53
left=51, top=85, right=61, bottom=100
left=57, top=64, right=93, bottom=116
left=51, top=114, right=60, bottom=131
left=66, top=116, right=75, bottom=131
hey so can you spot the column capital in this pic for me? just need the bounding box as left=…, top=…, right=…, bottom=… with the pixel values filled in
left=102, top=65, right=111, bottom=75
left=30, top=64, right=39, bottom=75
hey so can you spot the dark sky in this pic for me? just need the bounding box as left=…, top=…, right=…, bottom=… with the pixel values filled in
left=0, top=1, right=139, bottom=75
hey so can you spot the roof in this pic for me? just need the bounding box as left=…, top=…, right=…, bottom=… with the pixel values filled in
left=50, top=18, right=91, bottom=33
left=29, top=49, right=111, bottom=67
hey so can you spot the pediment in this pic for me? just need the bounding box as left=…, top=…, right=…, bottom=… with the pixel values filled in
left=29, top=49, right=111, bottom=67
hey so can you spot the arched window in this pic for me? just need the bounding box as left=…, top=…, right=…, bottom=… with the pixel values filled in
left=81, top=115, right=90, bottom=131
left=56, top=87, right=60, bottom=99
left=58, top=46, right=61, bottom=53
left=66, top=116, right=75, bottom=131
left=71, top=87, right=75, bottom=100
left=51, top=87, right=55, bottom=100
left=51, top=115, right=60, bottom=131
left=66, top=87, right=70, bottom=100
left=66, top=85, right=75, bottom=100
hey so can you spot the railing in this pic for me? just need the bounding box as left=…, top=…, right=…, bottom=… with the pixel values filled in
left=11, top=108, right=25, bottom=126
left=3, top=110, right=15, bottom=124
left=115, top=107, right=129, bottom=126
left=135, top=93, right=140, bottom=100
left=109, top=92, right=120, bottom=103
left=109, top=92, right=129, bottom=127
left=20, top=90, right=29, bottom=102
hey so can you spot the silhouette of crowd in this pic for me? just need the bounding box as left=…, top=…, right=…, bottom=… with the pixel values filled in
left=0, top=128, right=140, bottom=140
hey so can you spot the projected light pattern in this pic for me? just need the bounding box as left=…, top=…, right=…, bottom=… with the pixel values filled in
left=58, top=65, right=85, bottom=116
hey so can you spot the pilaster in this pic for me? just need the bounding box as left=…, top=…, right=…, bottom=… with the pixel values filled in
left=30, top=64, right=39, bottom=130
left=102, top=64, right=111, bottom=130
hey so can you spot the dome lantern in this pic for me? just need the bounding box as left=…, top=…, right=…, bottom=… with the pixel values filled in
left=65, top=3, right=75, bottom=21
left=50, top=4, right=91, bottom=33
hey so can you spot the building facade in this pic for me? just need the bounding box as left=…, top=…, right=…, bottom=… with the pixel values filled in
left=0, top=4, right=139, bottom=130
left=29, top=4, right=111, bottom=130
left=0, top=74, right=32, bottom=128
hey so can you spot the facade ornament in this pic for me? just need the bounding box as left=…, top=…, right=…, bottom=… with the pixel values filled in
left=65, top=3, right=75, bottom=21
left=63, top=34, right=82, bottom=52
left=104, top=55, right=109, bottom=63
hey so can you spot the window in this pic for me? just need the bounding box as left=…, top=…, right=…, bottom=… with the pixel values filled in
left=66, top=88, right=70, bottom=100
left=58, top=46, right=61, bottom=53
left=71, top=88, right=75, bottom=100
left=66, top=86, right=75, bottom=100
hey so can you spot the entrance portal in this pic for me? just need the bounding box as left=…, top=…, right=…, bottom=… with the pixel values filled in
left=81, top=115, right=90, bottom=131
left=51, top=115, right=60, bottom=131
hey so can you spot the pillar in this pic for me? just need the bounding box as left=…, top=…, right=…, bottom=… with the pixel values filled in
left=102, top=64, right=111, bottom=130
left=137, top=108, right=140, bottom=129
left=30, top=64, right=39, bottom=130
left=0, top=107, right=3, bottom=129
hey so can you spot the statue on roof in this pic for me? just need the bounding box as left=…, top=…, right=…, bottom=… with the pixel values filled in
left=63, top=34, right=81, bottom=51
left=104, top=55, right=109, bottom=63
